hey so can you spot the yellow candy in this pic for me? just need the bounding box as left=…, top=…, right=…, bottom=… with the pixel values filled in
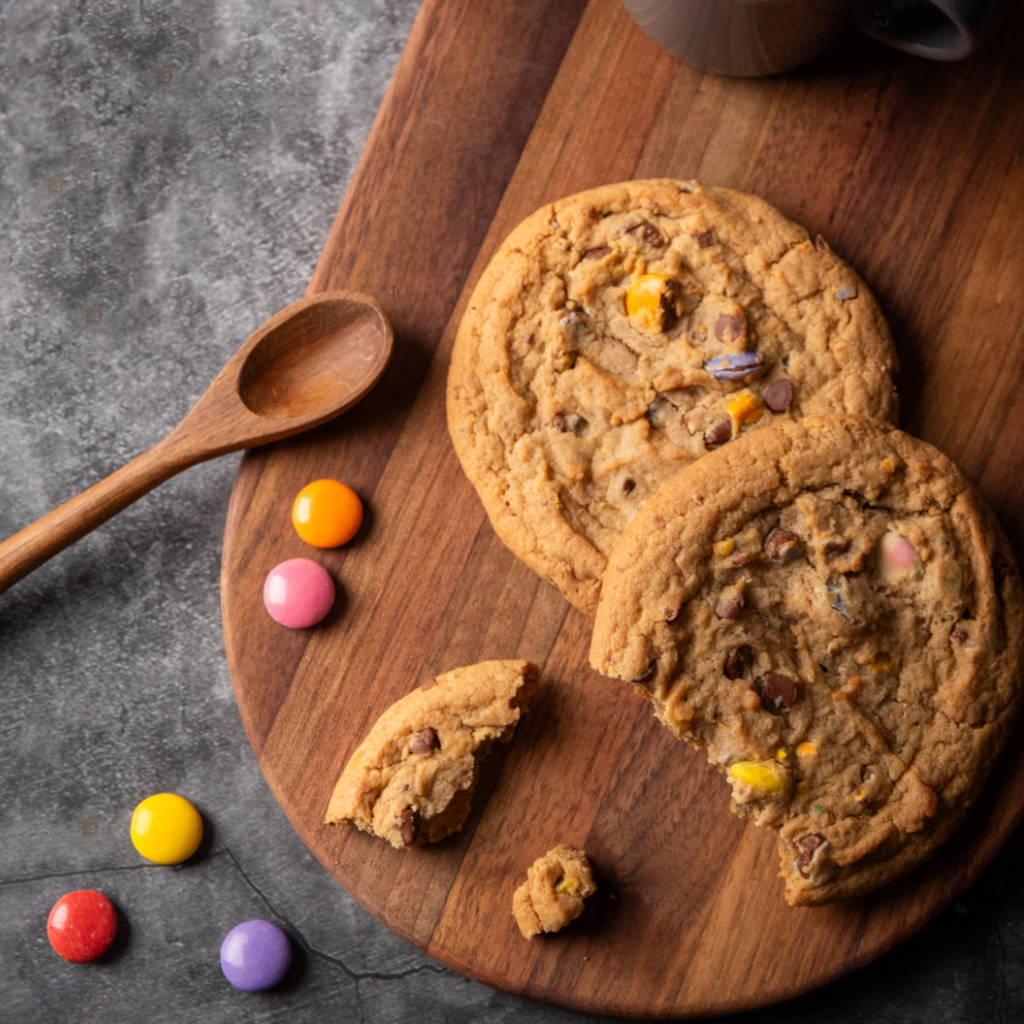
left=728, top=761, right=784, bottom=792
left=775, top=748, right=789, bottom=761
left=712, top=538, right=735, bottom=557
left=796, top=742, right=817, bottom=757
left=130, top=793, right=204, bottom=865
left=625, top=274, right=674, bottom=331
left=726, top=390, right=764, bottom=432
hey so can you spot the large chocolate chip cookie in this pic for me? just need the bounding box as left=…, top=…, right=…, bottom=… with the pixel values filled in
left=589, top=415, right=1022, bottom=905
left=447, top=180, right=898, bottom=615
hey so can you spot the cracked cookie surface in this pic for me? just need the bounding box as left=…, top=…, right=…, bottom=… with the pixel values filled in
left=447, top=180, right=898, bottom=615
left=324, top=660, right=538, bottom=849
left=589, top=416, right=1023, bottom=905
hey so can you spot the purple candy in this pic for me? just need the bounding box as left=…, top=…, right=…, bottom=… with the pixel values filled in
left=220, top=919, right=292, bottom=991
left=705, top=351, right=767, bottom=381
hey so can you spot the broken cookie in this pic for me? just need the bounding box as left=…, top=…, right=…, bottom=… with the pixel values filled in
left=590, top=415, right=1023, bottom=905
left=325, top=660, right=538, bottom=848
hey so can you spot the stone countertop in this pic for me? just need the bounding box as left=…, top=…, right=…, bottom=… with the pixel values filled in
left=2, top=3, right=1022, bottom=1022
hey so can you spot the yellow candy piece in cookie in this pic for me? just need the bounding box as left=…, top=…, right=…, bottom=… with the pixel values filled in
left=625, top=273, right=678, bottom=331
left=727, top=390, right=764, bottom=432
left=729, top=760, right=785, bottom=792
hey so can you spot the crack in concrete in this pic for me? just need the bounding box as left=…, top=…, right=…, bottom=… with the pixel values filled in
left=2, top=843, right=449, bottom=995
left=0, top=861, right=154, bottom=887
left=213, top=844, right=449, bottom=987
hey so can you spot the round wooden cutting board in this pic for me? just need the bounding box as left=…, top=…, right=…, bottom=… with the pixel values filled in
left=220, top=408, right=1024, bottom=1020
left=221, top=0, right=1024, bottom=1016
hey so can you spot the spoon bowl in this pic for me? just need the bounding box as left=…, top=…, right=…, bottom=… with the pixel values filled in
left=0, top=290, right=393, bottom=595
left=238, top=294, right=388, bottom=421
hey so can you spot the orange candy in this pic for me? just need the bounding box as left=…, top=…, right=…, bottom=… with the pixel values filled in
left=291, top=479, right=363, bottom=548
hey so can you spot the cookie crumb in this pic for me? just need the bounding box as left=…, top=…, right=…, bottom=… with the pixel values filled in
left=513, top=845, right=596, bottom=939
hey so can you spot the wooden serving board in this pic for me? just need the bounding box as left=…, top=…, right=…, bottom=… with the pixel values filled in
left=221, top=0, right=1024, bottom=1016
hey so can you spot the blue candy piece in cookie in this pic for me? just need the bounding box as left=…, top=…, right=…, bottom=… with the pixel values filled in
left=705, top=352, right=767, bottom=381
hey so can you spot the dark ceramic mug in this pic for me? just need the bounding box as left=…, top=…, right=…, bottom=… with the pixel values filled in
left=621, top=0, right=1000, bottom=76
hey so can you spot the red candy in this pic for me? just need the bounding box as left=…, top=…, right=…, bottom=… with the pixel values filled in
left=47, top=889, right=118, bottom=962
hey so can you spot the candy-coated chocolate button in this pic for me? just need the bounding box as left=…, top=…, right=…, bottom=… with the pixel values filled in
left=47, top=889, right=118, bottom=962
left=220, top=919, right=292, bottom=991
left=263, top=558, right=335, bottom=628
left=130, top=792, right=204, bottom=864
left=291, top=478, right=364, bottom=548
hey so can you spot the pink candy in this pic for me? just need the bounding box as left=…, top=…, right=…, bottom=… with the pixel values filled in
left=880, top=532, right=919, bottom=578
left=263, top=558, right=335, bottom=628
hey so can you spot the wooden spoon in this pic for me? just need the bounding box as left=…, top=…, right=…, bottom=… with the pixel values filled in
left=0, top=290, right=393, bottom=596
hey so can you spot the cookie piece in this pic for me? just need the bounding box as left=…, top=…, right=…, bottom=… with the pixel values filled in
left=325, top=660, right=538, bottom=848
left=447, top=180, right=898, bottom=615
left=513, top=845, right=597, bottom=938
left=589, top=416, right=1023, bottom=905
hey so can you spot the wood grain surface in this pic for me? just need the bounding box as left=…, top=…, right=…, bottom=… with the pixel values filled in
left=220, top=0, right=1024, bottom=1015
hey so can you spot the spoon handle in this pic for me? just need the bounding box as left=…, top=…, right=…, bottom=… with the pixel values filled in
left=0, top=433, right=198, bottom=596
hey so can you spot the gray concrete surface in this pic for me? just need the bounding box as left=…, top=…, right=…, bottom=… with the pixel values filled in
left=2, top=2, right=1023, bottom=1022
